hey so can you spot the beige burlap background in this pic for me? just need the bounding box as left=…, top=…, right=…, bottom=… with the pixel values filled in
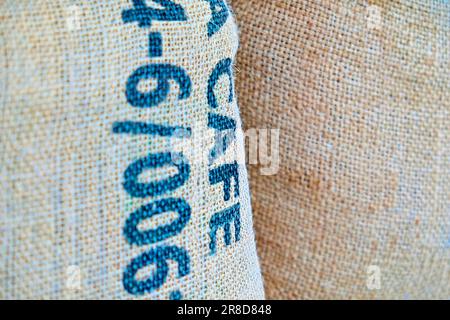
left=231, top=0, right=450, bottom=299
left=0, top=0, right=263, bottom=299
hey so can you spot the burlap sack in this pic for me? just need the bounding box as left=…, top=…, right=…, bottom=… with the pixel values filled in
left=0, top=0, right=263, bottom=299
left=231, top=0, right=449, bottom=299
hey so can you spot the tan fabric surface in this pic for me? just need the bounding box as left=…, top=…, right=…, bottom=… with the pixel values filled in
left=0, top=0, right=263, bottom=299
left=231, top=0, right=450, bottom=299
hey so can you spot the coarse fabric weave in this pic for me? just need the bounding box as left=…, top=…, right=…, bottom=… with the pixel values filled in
left=231, top=0, right=450, bottom=299
left=0, top=0, right=264, bottom=299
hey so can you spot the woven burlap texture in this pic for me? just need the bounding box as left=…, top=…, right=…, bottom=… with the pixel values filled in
left=0, top=0, right=263, bottom=299
left=231, top=0, right=449, bottom=299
